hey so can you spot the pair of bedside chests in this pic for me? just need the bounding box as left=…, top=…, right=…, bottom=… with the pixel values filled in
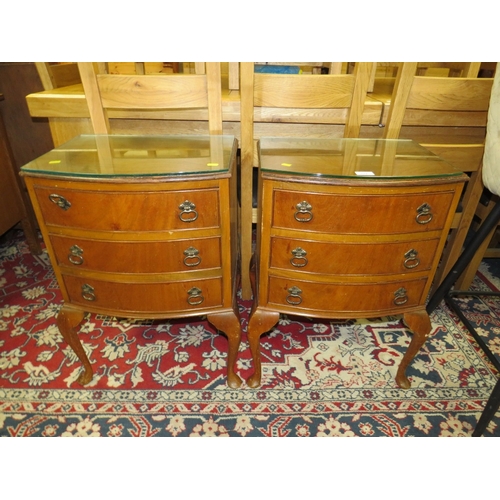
left=21, top=134, right=467, bottom=389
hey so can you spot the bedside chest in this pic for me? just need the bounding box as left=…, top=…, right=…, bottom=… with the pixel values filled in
left=247, top=138, right=468, bottom=389
left=21, top=134, right=242, bottom=388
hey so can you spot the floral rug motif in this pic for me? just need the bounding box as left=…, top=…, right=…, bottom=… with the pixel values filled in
left=1, top=227, right=499, bottom=437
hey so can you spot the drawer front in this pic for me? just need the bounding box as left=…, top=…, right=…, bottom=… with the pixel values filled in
left=270, top=237, right=440, bottom=275
left=50, top=235, right=221, bottom=273
left=272, top=190, right=455, bottom=234
left=267, top=276, right=427, bottom=315
left=62, top=275, right=223, bottom=313
left=34, top=186, right=220, bottom=231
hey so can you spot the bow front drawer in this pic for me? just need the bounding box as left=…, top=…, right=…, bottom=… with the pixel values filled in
left=33, top=185, right=220, bottom=232
left=267, top=276, right=428, bottom=316
left=62, top=275, right=223, bottom=314
left=50, top=235, right=221, bottom=273
left=272, top=189, right=456, bottom=234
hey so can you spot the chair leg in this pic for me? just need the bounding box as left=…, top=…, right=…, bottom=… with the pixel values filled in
left=472, top=377, right=500, bottom=436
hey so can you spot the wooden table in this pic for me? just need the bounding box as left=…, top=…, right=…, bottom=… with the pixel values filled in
left=20, top=134, right=243, bottom=388
left=247, top=137, right=468, bottom=388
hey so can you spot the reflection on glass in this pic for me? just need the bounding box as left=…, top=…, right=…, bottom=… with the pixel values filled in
left=21, top=135, right=235, bottom=177
left=259, top=138, right=463, bottom=179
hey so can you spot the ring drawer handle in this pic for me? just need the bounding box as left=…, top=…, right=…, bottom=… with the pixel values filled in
left=178, top=200, right=199, bottom=223
left=81, top=284, right=96, bottom=301
left=294, top=201, right=313, bottom=222
left=393, top=287, right=408, bottom=306
left=68, top=245, right=84, bottom=265
left=290, top=247, right=308, bottom=267
left=49, top=194, right=71, bottom=211
left=286, top=286, right=303, bottom=306
left=183, top=246, right=201, bottom=267
left=403, top=249, right=420, bottom=269
left=187, top=287, right=204, bottom=306
left=415, top=203, right=433, bottom=225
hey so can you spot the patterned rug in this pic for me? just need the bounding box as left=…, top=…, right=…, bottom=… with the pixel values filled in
left=1, top=226, right=499, bottom=437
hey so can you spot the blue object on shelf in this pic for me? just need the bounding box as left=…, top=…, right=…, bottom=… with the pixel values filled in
left=254, top=65, right=301, bottom=74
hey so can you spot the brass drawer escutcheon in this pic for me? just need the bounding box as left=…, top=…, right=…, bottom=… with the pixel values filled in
left=81, top=284, right=96, bottom=301
left=178, top=200, right=199, bottom=223
left=415, top=203, right=433, bottom=224
left=294, top=201, right=313, bottom=222
left=290, top=247, right=308, bottom=267
left=183, top=246, right=202, bottom=267
left=49, top=193, right=71, bottom=211
left=68, top=245, right=84, bottom=265
left=187, top=287, right=204, bottom=306
left=286, top=285, right=303, bottom=305
left=403, top=249, right=420, bottom=269
left=393, top=287, right=408, bottom=306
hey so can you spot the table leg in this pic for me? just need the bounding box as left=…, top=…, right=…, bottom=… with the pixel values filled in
left=396, top=309, right=432, bottom=389
left=246, top=308, right=280, bottom=388
left=56, top=305, right=93, bottom=385
left=207, top=309, right=243, bottom=389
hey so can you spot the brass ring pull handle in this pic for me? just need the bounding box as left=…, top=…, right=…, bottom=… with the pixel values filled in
left=286, top=285, right=303, bottom=306
left=290, top=247, right=308, bottom=267
left=294, top=201, right=313, bottom=222
left=68, top=245, right=84, bottom=265
left=178, top=200, right=199, bottom=223
left=187, top=287, right=204, bottom=306
left=393, top=287, right=408, bottom=306
left=415, top=203, right=433, bottom=225
left=403, top=249, right=420, bottom=269
left=81, top=284, right=96, bottom=301
left=183, top=246, right=201, bottom=267
left=49, top=194, right=71, bottom=211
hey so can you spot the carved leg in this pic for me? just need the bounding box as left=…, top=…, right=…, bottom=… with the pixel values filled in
left=246, top=308, right=280, bottom=388
left=396, top=309, right=432, bottom=389
left=208, top=310, right=243, bottom=389
left=57, top=305, right=93, bottom=385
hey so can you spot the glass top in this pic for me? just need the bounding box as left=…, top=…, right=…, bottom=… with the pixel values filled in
left=259, top=138, right=464, bottom=179
left=21, top=135, right=236, bottom=177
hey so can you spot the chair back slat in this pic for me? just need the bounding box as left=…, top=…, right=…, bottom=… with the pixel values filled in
left=78, top=62, right=223, bottom=135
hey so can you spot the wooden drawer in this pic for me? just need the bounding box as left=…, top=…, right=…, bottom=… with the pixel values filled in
left=272, top=189, right=455, bottom=234
left=267, top=276, right=428, bottom=315
left=269, top=237, right=440, bottom=275
left=62, top=275, right=223, bottom=314
left=49, top=234, right=221, bottom=273
left=33, top=186, right=220, bottom=232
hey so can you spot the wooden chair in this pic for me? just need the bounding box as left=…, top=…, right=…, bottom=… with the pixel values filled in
left=77, top=62, right=223, bottom=135
left=383, top=62, right=495, bottom=291
left=239, top=62, right=374, bottom=299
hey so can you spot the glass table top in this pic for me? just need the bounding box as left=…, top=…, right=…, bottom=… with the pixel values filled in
left=259, top=138, right=464, bottom=179
left=21, top=135, right=236, bottom=177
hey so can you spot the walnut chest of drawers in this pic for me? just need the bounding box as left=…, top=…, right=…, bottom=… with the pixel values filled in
left=21, top=134, right=242, bottom=388
left=247, top=138, right=468, bottom=388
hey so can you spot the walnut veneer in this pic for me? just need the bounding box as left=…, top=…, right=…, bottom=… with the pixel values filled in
left=21, top=134, right=242, bottom=388
left=247, top=138, right=468, bottom=388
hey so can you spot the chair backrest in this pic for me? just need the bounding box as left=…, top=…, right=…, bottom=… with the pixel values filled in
left=384, top=62, right=493, bottom=141
left=243, top=61, right=373, bottom=136
left=78, top=62, right=223, bottom=135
